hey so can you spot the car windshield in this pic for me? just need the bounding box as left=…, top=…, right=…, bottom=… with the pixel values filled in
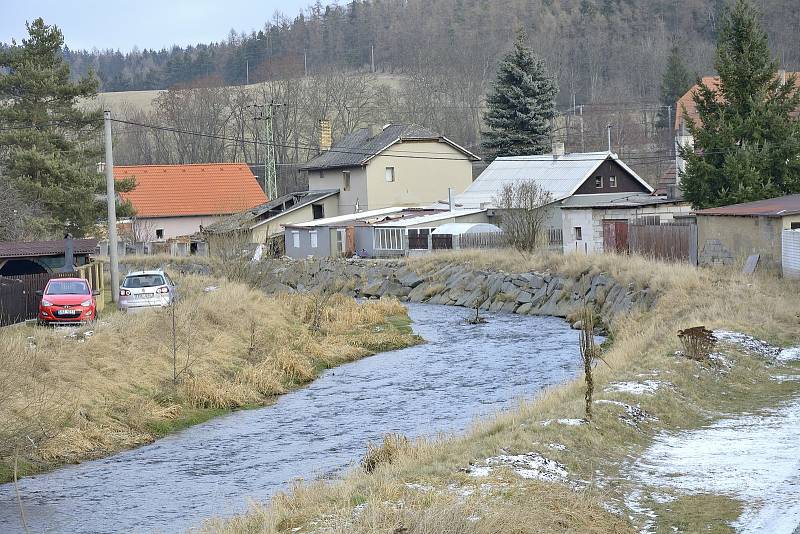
left=122, top=274, right=165, bottom=288
left=46, top=280, right=90, bottom=295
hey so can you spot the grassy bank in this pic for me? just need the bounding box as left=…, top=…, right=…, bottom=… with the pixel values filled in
left=0, top=275, right=419, bottom=483
left=202, top=251, right=800, bottom=533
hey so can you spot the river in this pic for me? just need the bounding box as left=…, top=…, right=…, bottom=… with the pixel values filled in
left=0, top=304, right=583, bottom=533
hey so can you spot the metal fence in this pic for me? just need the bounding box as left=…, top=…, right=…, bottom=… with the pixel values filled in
left=629, top=220, right=694, bottom=262
left=0, top=271, right=77, bottom=327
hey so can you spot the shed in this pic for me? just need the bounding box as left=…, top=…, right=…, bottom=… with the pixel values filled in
left=694, top=194, right=800, bottom=272
left=0, top=238, right=98, bottom=276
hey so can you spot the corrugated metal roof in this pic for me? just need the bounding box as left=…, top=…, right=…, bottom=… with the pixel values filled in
left=432, top=223, right=501, bottom=235
left=694, top=195, right=800, bottom=217
left=374, top=208, right=486, bottom=227
left=300, top=124, right=479, bottom=171
left=560, top=193, right=683, bottom=209
left=0, top=239, right=98, bottom=259
left=286, top=207, right=406, bottom=228
left=204, top=190, right=339, bottom=234
left=454, top=152, right=651, bottom=208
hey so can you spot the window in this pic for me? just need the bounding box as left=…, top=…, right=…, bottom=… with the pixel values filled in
left=122, top=274, right=165, bottom=288
left=156, top=228, right=164, bottom=240
left=292, top=231, right=300, bottom=248
left=574, top=226, right=583, bottom=240
left=374, top=228, right=404, bottom=250
left=310, top=231, right=318, bottom=248
left=46, top=279, right=90, bottom=295
left=385, top=167, right=395, bottom=182
left=791, top=222, right=800, bottom=230
left=336, top=229, right=346, bottom=253
left=342, top=171, right=351, bottom=191
left=609, top=176, right=617, bottom=188
left=407, top=228, right=431, bottom=250
left=312, top=204, right=324, bottom=219
left=595, top=176, right=603, bottom=188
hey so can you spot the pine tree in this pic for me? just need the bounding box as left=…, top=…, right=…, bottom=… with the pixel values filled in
left=482, top=33, right=558, bottom=160
left=0, top=19, right=131, bottom=236
left=680, top=0, right=800, bottom=208
left=656, top=45, right=692, bottom=129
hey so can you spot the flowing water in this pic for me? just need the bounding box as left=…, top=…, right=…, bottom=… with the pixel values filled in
left=0, top=304, right=583, bottom=534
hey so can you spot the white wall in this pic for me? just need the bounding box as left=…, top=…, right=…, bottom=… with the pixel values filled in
left=142, top=215, right=226, bottom=240
left=562, top=210, right=595, bottom=253
left=308, top=167, right=367, bottom=215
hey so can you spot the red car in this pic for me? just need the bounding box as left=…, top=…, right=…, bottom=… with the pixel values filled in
left=38, top=278, right=99, bottom=325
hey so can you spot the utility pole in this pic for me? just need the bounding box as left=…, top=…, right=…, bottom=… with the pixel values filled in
left=252, top=102, right=284, bottom=200
left=246, top=60, right=249, bottom=85
left=251, top=104, right=265, bottom=192
left=580, top=105, right=585, bottom=153
left=666, top=105, right=673, bottom=157
left=371, top=44, right=375, bottom=73
left=304, top=50, right=308, bottom=77
left=103, top=111, right=120, bottom=304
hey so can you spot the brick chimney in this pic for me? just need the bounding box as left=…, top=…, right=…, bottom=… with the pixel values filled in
left=318, top=119, right=332, bottom=152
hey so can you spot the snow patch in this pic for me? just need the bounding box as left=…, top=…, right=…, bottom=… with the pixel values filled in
left=713, top=330, right=781, bottom=358
left=777, top=347, right=800, bottom=362
left=404, top=482, right=434, bottom=493
left=548, top=443, right=567, bottom=451
left=627, top=397, right=800, bottom=534
left=605, top=380, right=663, bottom=395
left=770, top=375, right=800, bottom=383
left=541, top=418, right=585, bottom=427
left=596, top=400, right=656, bottom=426
left=467, top=453, right=568, bottom=483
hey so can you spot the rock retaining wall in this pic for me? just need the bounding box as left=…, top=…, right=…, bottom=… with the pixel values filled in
left=256, top=258, right=658, bottom=329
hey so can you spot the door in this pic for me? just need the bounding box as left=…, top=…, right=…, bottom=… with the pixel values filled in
left=602, top=220, right=629, bottom=253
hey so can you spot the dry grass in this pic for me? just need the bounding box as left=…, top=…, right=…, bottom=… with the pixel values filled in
left=0, top=275, right=418, bottom=481
left=201, top=251, right=800, bottom=534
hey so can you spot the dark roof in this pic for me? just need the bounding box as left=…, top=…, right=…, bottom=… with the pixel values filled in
left=301, top=124, right=479, bottom=171
left=0, top=239, right=98, bottom=259
left=694, top=194, right=800, bottom=217
left=203, top=189, right=339, bottom=234
left=560, top=193, right=686, bottom=209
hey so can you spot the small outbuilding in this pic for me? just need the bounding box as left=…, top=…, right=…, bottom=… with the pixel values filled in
left=694, top=194, right=800, bottom=272
left=0, top=238, right=98, bottom=276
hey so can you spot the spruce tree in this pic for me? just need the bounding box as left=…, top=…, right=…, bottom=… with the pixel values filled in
left=656, top=45, right=692, bottom=129
left=482, top=33, right=558, bottom=160
left=0, top=19, right=132, bottom=237
left=680, top=0, right=800, bottom=208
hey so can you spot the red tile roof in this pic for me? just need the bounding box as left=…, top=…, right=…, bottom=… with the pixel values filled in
left=676, top=73, right=800, bottom=131
left=694, top=194, right=800, bottom=217
left=0, top=239, right=98, bottom=259
left=116, top=164, right=268, bottom=218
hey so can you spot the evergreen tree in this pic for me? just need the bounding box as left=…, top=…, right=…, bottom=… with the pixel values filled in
left=656, top=45, right=692, bottom=129
left=0, top=19, right=132, bottom=236
left=482, top=33, right=558, bottom=160
left=680, top=0, right=800, bottom=208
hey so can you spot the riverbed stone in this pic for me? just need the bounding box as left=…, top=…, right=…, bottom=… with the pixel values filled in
left=398, top=271, right=424, bottom=288
left=517, top=302, right=533, bottom=314
left=517, top=290, right=532, bottom=304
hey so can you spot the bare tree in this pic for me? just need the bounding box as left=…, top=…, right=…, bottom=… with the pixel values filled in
left=493, top=180, right=554, bottom=252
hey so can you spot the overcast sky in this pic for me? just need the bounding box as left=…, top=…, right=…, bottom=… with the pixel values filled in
left=1, top=0, right=316, bottom=51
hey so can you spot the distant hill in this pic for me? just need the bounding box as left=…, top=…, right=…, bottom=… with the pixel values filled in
left=63, top=0, right=799, bottom=107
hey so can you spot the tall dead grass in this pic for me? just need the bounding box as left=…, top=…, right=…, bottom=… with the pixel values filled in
left=0, top=275, right=417, bottom=480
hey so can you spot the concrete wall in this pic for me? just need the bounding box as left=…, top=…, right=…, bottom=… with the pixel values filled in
left=696, top=214, right=798, bottom=271
left=367, top=141, right=473, bottom=211
left=308, top=167, right=367, bottom=215
left=250, top=195, right=340, bottom=243
left=143, top=215, right=226, bottom=240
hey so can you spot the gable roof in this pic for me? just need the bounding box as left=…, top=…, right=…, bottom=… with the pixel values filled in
left=454, top=152, right=653, bottom=209
left=694, top=194, right=800, bottom=217
left=301, top=124, right=480, bottom=171
left=116, top=163, right=268, bottom=218
left=0, top=239, right=98, bottom=260
left=204, top=189, right=339, bottom=234
left=676, top=73, right=800, bottom=131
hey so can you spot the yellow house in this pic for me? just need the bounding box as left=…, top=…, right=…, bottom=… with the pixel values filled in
left=303, top=124, right=480, bottom=215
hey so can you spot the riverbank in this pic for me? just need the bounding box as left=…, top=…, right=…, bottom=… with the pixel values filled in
left=0, top=275, right=419, bottom=483
left=203, top=251, right=800, bottom=533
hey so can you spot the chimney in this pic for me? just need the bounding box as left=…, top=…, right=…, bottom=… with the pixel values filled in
left=448, top=187, right=455, bottom=211
left=318, top=119, right=332, bottom=152
left=62, top=233, right=74, bottom=273
left=552, top=141, right=565, bottom=157
left=367, top=124, right=381, bottom=138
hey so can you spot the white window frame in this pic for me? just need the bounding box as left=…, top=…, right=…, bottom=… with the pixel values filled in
left=373, top=228, right=404, bottom=251
left=609, top=175, right=617, bottom=188
left=155, top=228, right=164, bottom=240
left=310, top=230, right=318, bottom=248
left=292, top=230, right=300, bottom=248
left=385, top=167, right=395, bottom=182
left=342, top=170, right=351, bottom=191
left=337, top=228, right=346, bottom=253
left=595, top=176, right=603, bottom=188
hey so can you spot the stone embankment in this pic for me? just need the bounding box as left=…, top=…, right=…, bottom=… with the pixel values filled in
left=256, top=258, right=658, bottom=329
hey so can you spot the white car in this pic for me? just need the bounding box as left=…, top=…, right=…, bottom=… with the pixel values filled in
left=118, top=270, right=177, bottom=311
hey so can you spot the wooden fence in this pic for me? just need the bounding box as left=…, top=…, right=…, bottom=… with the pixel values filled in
left=628, top=221, right=694, bottom=262
left=458, top=232, right=507, bottom=249
left=0, top=271, right=77, bottom=327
